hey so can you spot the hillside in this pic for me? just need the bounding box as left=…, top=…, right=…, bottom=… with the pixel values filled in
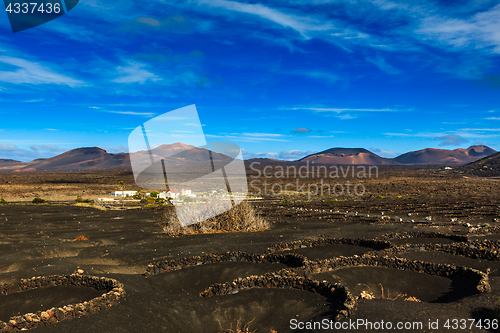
left=394, top=145, right=496, bottom=165
left=299, top=148, right=397, bottom=165
left=456, top=151, right=500, bottom=177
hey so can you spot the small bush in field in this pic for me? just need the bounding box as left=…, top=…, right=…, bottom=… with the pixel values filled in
left=144, top=203, right=159, bottom=208
left=76, top=196, right=92, bottom=203
left=0, top=198, right=7, bottom=205
left=162, top=201, right=270, bottom=235
left=32, top=197, right=46, bottom=204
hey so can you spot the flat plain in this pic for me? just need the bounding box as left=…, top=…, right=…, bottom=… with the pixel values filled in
left=0, top=165, right=499, bottom=332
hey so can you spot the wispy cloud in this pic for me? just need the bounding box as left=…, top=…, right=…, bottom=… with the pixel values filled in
left=416, top=4, right=500, bottom=54
left=106, top=111, right=156, bottom=116
left=0, top=144, right=18, bottom=151
left=308, top=135, right=335, bottom=138
left=112, top=62, right=161, bottom=84
left=366, top=55, right=401, bottom=74
left=241, top=132, right=286, bottom=137
left=290, top=70, right=339, bottom=84
left=198, top=0, right=334, bottom=38
left=30, top=145, right=63, bottom=152
left=435, top=134, right=468, bottom=146
left=206, top=133, right=289, bottom=142
left=292, top=107, right=400, bottom=113
left=0, top=56, right=84, bottom=87
left=460, top=128, right=500, bottom=131
left=243, top=149, right=313, bottom=160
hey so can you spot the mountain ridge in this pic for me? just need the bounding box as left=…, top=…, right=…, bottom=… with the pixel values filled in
left=0, top=144, right=496, bottom=172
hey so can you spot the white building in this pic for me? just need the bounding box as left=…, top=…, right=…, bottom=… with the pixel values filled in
left=111, top=191, right=137, bottom=197
left=165, top=190, right=180, bottom=198
left=181, top=188, right=192, bottom=196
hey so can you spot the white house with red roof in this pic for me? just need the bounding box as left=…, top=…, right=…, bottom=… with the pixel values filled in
left=165, top=190, right=180, bottom=198
left=181, top=188, right=192, bottom=196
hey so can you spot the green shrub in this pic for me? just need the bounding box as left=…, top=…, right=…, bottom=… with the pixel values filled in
left=144, top=203, right=158, bottom=208
left=483, top=223, right=490, bottom=227
left=140, top=198, right=148, bottom=203
left=280, top=199, right=288, bottom=204
left=0, top=198, right=7, bottom=205
left=328, top=199, right=338, bottom=202
left=146, top=197, right=156, bottom=203
left=149, top=191, right=160, bottom=198
left=132, top=193, right=142, bottom=200
left=32, top=197, right=46, bottom=204
left=76, top=196, right=92, bottom=203
left=376, top=195, right=385, bottom=199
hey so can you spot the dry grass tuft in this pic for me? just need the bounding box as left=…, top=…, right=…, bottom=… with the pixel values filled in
left=358, top=283, right=422, bottom=302
left=162, top=200, right=270, bottom=235
left=73, top=234, right=89, bottom=241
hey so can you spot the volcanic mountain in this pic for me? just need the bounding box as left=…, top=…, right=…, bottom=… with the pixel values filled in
left=456, top=151, right=500, bottom=177
left=13, top=147, right=130, bottom=172
left=11, top=143, right=234, bottom=172
left=393, top=145, right=496, bottom=165
left=298, top=148, right=397, bottom=165
left=0, top=159, right=28, bottom=172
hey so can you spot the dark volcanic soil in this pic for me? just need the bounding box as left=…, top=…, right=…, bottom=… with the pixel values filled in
left=0, top=167, right=500, bottom=332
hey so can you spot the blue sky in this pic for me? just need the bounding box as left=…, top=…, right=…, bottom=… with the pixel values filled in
left=0, top=0, right=499, bottom=161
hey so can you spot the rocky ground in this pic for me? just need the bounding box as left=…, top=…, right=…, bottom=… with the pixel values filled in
left=0, top=167, right=499, bottom=332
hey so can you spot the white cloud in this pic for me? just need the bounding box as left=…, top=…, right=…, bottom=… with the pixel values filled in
left=435, top=134, right=468, bottom=146
left=241, top=132, right=286, bottom=137
left=0, top=56, right=84, bottom=87
left=242, top=149, right=313, bottom=160
left=308, top=135, right=335, bottom=138
left=198, top=0, right=334, bottom=38
left=369, top=147, right=398, bottom=157
left=112, top=62, right=161, bottom=84
left=460, top=128, right=500, bottom=131
left=206, top=133, right=289, bottom=142
left=291, top=70, right=339, bottom=84
left=366, top=55, right=401, bottom=74
left=336, top=114, right=356, bottom=120
left=416, top=4, right=500, bottom=54
left=30, top=145, right=63, bottom=152
left=293, top=107, right=399, bottom=113
left=0, top=144, right=18, bottom=151
left=107, top=111, right=156, bottom=116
